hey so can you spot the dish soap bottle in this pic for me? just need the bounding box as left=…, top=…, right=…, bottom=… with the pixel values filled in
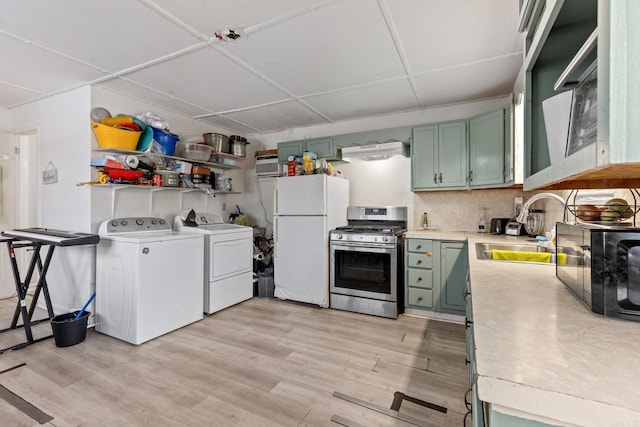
left=422, top=212, right=429, bottom=229
left=478, top=208, right=487, bottom=233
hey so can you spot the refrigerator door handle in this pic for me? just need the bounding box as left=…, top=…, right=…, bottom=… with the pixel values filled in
left=273, top=187, right=278, bottom=215
left=273, top=216, right=278, bottom=257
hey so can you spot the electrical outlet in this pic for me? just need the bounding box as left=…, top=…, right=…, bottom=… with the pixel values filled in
left=222, top=203, right=227, bottom=211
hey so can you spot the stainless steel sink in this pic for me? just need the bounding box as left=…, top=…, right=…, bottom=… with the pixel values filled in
left=475, top=242, right=580, bottom=264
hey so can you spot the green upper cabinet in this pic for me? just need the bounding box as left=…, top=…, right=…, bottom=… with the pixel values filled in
left=412, top=121, right=467, bottom=190
left=277, top=140, right=305, bottom=163
left=522, top=1, right=640, bottom=190
left=277, top=138, right=338, bottom=163
left=469, top=109, right=506, bottom=187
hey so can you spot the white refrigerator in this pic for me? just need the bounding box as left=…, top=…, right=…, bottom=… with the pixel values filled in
left=273, top=174, right=349, bottom=307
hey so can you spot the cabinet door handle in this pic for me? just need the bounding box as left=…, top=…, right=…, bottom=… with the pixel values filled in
left=417, top=259, right=422, bottom=264
left=465, top=318, right=473, bottom=328
left=416, top=244, right=422, bottom=249
left=464, top=388, right=472, bottom=410
left=417, top=296, right=423, bottom=301
left=439, top=172, right=443, bottom=183
left=469, top=170, right=473, bottom=182
left=425, top=252, right=432, bottom=257
left=417, top=277, right=422, bottom=282
left=433, top=173, right=438, bottom=184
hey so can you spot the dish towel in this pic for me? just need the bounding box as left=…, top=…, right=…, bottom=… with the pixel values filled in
left=491, top=249, right=551, bottom=263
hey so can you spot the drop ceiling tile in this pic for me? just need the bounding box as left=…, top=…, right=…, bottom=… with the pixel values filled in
left=303, top=79, right=420, bottom=121
left=1, top=0, right=200, bottom=71
left=122, top=47, right=290, bottom=112
left=0, top=34, right=107, bottom=94
left=387, top=0, right=522, bottom=73
left=97, top=79, right=211, bottom=118
left=197, top=116, right=259, bottom=135
left=222, top=101, right=328, bottom=133
left=0, top=82, right=42, bottom=108
left=223, top=0, right=406, bottom=95
left=413, top=55, right=522, bottom=107
left=150, top=0, right=320, bottom=36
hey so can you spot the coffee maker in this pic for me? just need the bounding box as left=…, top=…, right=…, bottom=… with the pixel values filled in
left=490, top=218, right=510, bottom=234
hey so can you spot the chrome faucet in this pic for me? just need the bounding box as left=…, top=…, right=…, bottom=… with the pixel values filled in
left=516, top=193, right=569, bottom=224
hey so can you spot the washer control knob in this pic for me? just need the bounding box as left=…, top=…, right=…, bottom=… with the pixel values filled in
left=110, top=220, right=118, bottom=227
left=121, top=220, right=128, bottom=226
left=151, top=219, right=158, bottom=225
left=136, top=218, right=144, bottom=226
left=159, top=219, right=166, bottom=225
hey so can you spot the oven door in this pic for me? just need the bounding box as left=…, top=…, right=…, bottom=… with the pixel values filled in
left=330, top=242, right=397, bottom=302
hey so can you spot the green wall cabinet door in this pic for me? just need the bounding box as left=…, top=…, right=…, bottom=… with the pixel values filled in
left=438, top=122, right=468, bottom=188
left=307, top=138, right=337, bottom=159
left=277, top=138, right=338, bottom=163
left=277, top=140, right=305, bottom=163
left=439, top=241, right=468, bottom=312
left=412, top=121, right=467, bottom=190
left=411, top=125, right=439, bottom=189
left=469, top=109, right=506, bottom=187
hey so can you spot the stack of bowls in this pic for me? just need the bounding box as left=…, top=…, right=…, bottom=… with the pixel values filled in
left=203, top=133, right=230, bottom=153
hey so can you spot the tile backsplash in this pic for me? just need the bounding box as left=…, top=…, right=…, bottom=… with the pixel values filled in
left=413, top=188, right=537, bottom=232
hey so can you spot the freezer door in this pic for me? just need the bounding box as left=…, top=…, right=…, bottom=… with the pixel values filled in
left=274, top=215, right=329, bottom=307
left=275, top=175, right=326, bottom=216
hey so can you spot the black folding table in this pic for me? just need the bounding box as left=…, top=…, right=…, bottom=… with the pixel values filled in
left=0, top=228, right=99, bottom=354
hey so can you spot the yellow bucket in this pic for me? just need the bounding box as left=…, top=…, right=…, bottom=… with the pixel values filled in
left=91, top=121, right=140, bottom=150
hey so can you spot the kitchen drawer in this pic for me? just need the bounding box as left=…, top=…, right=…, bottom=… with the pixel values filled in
left=407, top=252, right=433, bottom=269
left=407, top=239, right=433, bottom=253
left=407, top=287, right=433, bottom=309
left=407, top=268, right=433, bottom=289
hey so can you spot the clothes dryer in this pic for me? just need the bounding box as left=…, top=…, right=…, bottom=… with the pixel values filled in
left=174, top=212, right=253, bottom=314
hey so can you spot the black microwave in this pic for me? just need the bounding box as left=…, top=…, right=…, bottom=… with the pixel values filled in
left=556, top=222, right=640, bottom=322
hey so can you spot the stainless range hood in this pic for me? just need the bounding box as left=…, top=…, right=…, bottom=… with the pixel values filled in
left=340, top=141, right=407, bottom=161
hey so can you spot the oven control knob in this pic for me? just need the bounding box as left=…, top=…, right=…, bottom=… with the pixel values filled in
left=110, top=220, right=118, bottom=227
left=136, top=218, right=144, bottom=226
left=120, top=220, right=128, bottom=226
left=336, top=234, right=343, bottom=240
left=382, top=236, right=389, bottom=243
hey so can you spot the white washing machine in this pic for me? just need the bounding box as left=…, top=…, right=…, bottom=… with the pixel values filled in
left=174, top=212, right=253, bottom=314
left=96, top=217, right=204, bottom=345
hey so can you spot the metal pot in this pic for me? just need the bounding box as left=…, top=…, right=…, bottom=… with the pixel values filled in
left=203, top=133, right=230, bottom=153
left=228, top=136, right=249, bottom=157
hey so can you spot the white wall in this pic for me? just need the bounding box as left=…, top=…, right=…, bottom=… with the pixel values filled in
left=7, top=86, right=95, bottom=313
left=0, top=132, right=17, bottom=297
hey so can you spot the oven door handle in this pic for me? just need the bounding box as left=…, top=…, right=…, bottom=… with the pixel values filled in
left=331, top=243, right=394, bottom=253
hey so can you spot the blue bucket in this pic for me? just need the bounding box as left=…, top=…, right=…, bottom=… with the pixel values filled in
left=151, top=127, right=179, bottom=156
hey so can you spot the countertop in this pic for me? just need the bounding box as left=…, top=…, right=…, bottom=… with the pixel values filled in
left=404, top=229, right=640, bottom=426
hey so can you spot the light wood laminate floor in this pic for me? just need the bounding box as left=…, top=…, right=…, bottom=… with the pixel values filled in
left=0, top=297, right=468, bottom=426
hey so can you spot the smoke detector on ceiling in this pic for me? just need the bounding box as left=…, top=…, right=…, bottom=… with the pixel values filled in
left=214, top=28, right=244, bottom=42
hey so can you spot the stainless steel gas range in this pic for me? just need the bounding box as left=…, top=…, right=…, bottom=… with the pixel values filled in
left=329, top=206, right=407, bottom=318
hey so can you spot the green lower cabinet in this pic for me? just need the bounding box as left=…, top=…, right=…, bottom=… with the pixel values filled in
left=440, top=241, right=468, bottom=311
left=488, top=406, right=559, bottom=427
left=405, top=238, right=468, bottom=315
